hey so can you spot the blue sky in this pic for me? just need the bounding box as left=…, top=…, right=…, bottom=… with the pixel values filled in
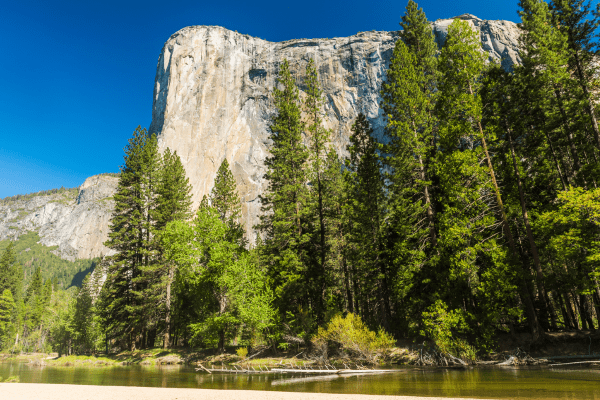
left=0, top=0, right=519, bottom=198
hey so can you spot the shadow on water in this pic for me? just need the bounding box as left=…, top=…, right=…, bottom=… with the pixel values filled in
left=2, top=361, right=600, bottom=399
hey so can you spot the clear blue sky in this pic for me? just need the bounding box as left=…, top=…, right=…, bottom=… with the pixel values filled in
left=0, top=0, right=520, bottom=198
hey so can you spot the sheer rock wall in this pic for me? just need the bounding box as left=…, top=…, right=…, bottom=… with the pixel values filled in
left=149, top=15, right=521, bottom=239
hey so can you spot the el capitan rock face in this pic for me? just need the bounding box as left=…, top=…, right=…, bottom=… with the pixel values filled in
left=149, top=15, right=521, bottom=239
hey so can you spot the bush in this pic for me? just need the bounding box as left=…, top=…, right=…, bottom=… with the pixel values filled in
left=312, top=313, right=395, bottom=364
left=421, top=300, right=477, bottom=363
left=236, top=347, right=248, bottom=359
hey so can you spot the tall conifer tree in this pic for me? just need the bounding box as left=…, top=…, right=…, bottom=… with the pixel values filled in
left=210, top=158, right=244, bottom=241
left=259, top=59, right=311, bottom=325
left=381, top=0, right=439, bottom=329
left=304, top=58, right=331, bottom=323
left=101, top=126, right=161, bottom=350
left=344, top=114, right=389, bottom=328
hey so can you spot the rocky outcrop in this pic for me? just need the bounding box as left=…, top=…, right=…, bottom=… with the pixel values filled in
left=149, top=15, right=522, bottom=239
left=0, top=175, right=118, bottom=261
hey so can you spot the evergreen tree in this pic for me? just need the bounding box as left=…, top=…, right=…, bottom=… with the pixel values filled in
left=0, top=289, right=16, bottom=349
left=70, top=276, right=97, bottom=353
left=149, top=147, right=192, bottom=349
left=304, top=58, right=332, bottom=324
left=101, top=126, right=161, bottom=350
left=550, top=0, right=600, bottom=150
left=381, top=0, right=440, bottom=331
left=344, top=114, right=389, bottom=329
left=258, top=59, right=311, bottom=327
left=155, top=148, right=193, bottom=231
left=210, top=158, right=244, bottom=240
left=435, top=19, right=529, bottom=344
left=519, top=0, right=585, bottom=186
left=0, top=243, right=20, bottom=299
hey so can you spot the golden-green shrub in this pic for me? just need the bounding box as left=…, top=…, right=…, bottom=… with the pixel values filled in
left=312, top=313, right=395, bottom=364
left=236, top=347, right=248, bottom=359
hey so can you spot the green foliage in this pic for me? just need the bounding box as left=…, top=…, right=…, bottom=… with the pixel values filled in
left=0, top=232, right=98, bottom=290
left=0, top=289, right=16, bottom=349
left=210, top=158, right=244, bottom=240
left=313, top=313, right=395, bottom=364
left=537, top=187, right=600, bottom=285
left=421, top=300, right=477, bottom=362
left=164, top=204, right=274, bottom=351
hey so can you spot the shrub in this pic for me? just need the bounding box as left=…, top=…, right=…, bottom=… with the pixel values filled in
left=312, top=313, right=395, bottom=364
left=421, top=300, right=477, bottom=363
left=236, top=347, right=248, bottom=359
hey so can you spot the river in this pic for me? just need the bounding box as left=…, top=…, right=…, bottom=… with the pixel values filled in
left=1, top=361, right=599, bottom=399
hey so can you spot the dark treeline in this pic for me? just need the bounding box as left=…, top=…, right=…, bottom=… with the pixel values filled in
left=2, top=0, right=600, bottom=360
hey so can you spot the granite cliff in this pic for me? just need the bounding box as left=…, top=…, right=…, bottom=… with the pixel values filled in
left=149, top=14, right=521, bottom=239
left=0, top=175, right=118, bottom=261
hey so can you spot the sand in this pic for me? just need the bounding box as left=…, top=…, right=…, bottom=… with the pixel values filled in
left=0, top=383, right=487, bottom=400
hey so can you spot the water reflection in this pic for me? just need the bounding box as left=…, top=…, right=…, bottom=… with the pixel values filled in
left=1, top=361, right=600, bottom=399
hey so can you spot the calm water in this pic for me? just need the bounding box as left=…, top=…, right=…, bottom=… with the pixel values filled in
left=1, top=361, right=600, bottom=399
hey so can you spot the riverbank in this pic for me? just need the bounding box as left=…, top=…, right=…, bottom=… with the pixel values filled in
left=2, top=329, right=599, bottom=369
left=0, top=383, right=490, bottom=400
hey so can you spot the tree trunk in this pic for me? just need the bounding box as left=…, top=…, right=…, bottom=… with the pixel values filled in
left=218, top=329, right=225, bottom=354
left=555, top=290, right=573, bottom=329
left=541, top=129, right=569, bottom=191
left=163, top=265, right=173, bottom=349
left=566, top=291, right=580, bottom=330
left=342, top=254, right=353, bottom=314
left=412, top=122, right=437, bottom=249
left=469, top=86, right=542, bottom=339
left=507, top=125, right=554, bottom=329
left=554, top=89, right=583, bottom=176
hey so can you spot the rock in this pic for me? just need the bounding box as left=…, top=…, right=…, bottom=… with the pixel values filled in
left=0, top=174, right=118, bottom=261
left=150, top=16, right=522, bottom=240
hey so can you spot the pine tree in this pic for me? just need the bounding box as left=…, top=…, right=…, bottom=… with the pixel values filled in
left=210, top=158, right=244, bottom=241
left=101, top=126, right=161, bottom=350
left=304, top=58, right=331, bottom=324
left=322, top=149, right=351, bottom=315
left=437, top=19, right=542, bottom=342
left=155, top=148, right=192, bottom=231
left=550, top=0, right=600, bottom=150
left=258, top=59, right=311, bottom=327
left=344, top=114, right=389, bottom=328
left=381, top=0, right=440, bottom=330
left=148, top=147, right=192, bottom=349
left=0, top=289, right=16, bottom=349
left=0, top=243, right=20, bottom=299
left=519, top=0, right=585, bottom=185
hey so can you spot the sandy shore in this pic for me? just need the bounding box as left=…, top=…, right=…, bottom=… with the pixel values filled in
left=0, top=383, right=488, bottom=400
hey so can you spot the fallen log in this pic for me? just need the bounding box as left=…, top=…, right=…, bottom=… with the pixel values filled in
left=270, top=368, right=396, bottom=375
left=549, top=360, right=600, bottom=367
left=195, top=363, right=211, bottom=374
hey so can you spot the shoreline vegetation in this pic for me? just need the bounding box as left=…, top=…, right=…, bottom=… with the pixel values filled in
left=3, top=0, right=600, bottom=373
left=2, top=330, right=599, bottom=369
